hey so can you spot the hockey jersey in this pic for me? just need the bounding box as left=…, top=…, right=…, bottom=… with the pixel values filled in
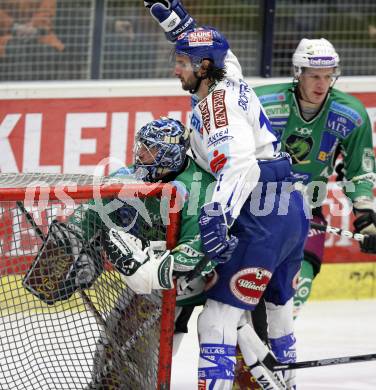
left=253, top=83, right=375, bottom=202
left=189, top=52, right=281, bottom=220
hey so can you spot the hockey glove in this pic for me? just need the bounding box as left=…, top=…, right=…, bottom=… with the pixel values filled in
left=198, top=202, right=238, bottom=263
left=144, top=0, right=196, bottom=42
left=23, top=221, right=104, bottom=305
left=103, top=228, right=148, bottom=276
left=353, top=210, right=376, bottom=253
left=103, top=228, right=174, bottom=293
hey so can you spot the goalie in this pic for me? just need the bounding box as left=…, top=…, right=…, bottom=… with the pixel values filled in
left=23, top=117, right=221, bottom=388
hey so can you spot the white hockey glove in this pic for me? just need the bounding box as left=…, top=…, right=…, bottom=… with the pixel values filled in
left=103, top=228, right=174, bottom=294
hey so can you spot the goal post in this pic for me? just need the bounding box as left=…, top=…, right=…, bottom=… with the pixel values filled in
left=0, top=173, right=180, bottom=390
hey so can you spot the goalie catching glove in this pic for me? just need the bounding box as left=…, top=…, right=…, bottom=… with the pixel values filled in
left=103, top=228, right=174, bottom=294
left=23, top=221, right=104, bottom=305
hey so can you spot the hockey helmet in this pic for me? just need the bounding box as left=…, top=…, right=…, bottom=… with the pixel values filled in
left=175, top=26, right=229, bottom=69
left=134, top=117, right=190, bottom=181
left=292, top=38, right=340, bottom=77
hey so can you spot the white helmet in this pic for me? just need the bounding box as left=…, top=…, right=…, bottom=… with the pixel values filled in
left=292, top=38, right=340, bottom=77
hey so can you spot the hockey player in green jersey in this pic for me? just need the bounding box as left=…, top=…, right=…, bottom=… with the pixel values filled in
left=254, top=38, right=376, bottom=318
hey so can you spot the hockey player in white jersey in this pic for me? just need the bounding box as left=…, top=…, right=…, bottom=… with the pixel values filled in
left=144, top=1, right=310, bottom=389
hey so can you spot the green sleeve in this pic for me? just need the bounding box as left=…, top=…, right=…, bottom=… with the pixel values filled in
left=342, top=111, right=375, bottom=201
left=171, top=160, right=216, bottom=275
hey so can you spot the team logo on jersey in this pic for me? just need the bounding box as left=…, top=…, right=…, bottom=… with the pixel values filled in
left=284, top=135, right=313, bottom=165
left=230, top=267, right=272, bottom=305
left=199, top=98, right=211, bottom=133
left=212, top=89, right=228, bottom=128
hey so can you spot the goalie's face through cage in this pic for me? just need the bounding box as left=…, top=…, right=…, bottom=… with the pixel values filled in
left=134, top=117, right=190, bottom=181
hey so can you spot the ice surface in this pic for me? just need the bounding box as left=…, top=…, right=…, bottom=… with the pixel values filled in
left=171, top=299, right=376, bottom=390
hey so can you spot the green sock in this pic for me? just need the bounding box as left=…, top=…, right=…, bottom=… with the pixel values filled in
left=293, top=260, right=314, bottom=320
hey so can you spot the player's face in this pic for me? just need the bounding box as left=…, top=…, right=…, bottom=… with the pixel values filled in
left=298, top=68, right=336, bottom=106
left=135, top=143, right=158, bottom=165
left=174, top=54, right=197, bottom=91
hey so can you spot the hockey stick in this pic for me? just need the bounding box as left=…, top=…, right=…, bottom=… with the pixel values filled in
left=310, top=222, right=365, bottom=242
left=239, top=323, right=376, bottom=373
left=272, top=353, right=376, bottom=371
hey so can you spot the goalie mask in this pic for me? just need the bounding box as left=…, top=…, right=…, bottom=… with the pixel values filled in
left=292, top=38, right=340, bottom=78
left=134, top=117, right=190, bottom=181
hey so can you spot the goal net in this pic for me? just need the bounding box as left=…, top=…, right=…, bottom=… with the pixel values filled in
left=0, top=173, right=179, bottom=390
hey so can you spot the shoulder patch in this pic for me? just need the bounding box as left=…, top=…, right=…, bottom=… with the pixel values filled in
left=258, top=93, right=286, bottom=105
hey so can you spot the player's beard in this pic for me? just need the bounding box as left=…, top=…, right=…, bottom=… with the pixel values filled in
left=179, top=73, right=200, bottom=92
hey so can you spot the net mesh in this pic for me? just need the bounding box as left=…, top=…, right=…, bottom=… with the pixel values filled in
left=0, top=175, right=177, bottom=390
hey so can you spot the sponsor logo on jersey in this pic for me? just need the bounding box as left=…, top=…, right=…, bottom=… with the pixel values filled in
left=188, top=30, right=213, bottom=46
left=199, top=98, right=211, bottom=133
left=209, top=149, right=228, bottom=173
left=230, top=267, right=272, bottom=305
left=316, top=131, right=338, bottom=163
left=265, top=105, right=290, bottom=117
left=259, top=93, right=286, bottom=105
left=330, top=101, right=363, bottom=125
left=212, top=89, right=228, bottom=128
left=294, top=127, right=312, bottom=137
left=191, top=112, right=203, bottom=135
left=200, top=346, right=226, bottom=354
left=207, top=128, right=233, bottom=147
left=238, top=80, right=250, bottom=111
left=309, top=56, right=336, bottom=67
left=326, top=111, right=356, bottom=138
left=269, top=117, right=288, bottom=129
left=173, top=244, right=202, bottom=258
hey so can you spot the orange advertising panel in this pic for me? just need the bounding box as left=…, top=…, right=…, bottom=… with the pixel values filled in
left=0, top=92, right=375, bottom=266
